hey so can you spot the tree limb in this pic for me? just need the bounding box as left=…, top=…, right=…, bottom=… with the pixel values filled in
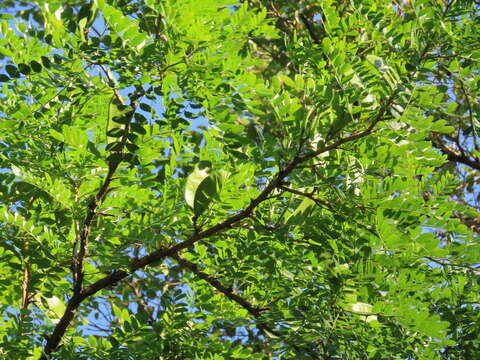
left=280, top=186, right=332, bottom=209
left=299, top=13, right=321, bottom=44
left=170, top=254, right=322, bottom=358
left=41, top=93, right=395, bottom=358
left=171, top=253, right=268, bottom=317
left=430, top=134, right=480, bottom=172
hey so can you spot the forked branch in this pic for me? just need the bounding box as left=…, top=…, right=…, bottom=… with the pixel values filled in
left=41, top=95, right=394, bottom=358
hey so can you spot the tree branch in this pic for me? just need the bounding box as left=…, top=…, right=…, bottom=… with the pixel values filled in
left=299, top=13, right=321, bottom=44
left=430, top=134, right=480, bottom=172
left=171, top=253, right=268, bottom=317
left=42, top=82, right=137, bottom=359
left=280, top=186, right=332, bottom=209
left=171, top=254, right=323, bottom=358
left=424, top=256, right=480, bottom=270
left=21, top=197, right=36, bottom=320
left=72, top=162, right=117, bottom=295
left=20, top=237, right=31, bottom=319
left=41, top=93, right=395, bottom=358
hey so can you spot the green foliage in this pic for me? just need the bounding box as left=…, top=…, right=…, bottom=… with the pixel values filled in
left=0, top=0, right=478, bottom=359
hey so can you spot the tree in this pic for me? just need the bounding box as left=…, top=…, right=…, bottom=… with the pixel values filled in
left=0, top=0, right=478, bottom=358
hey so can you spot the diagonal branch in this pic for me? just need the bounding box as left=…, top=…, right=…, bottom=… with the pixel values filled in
left=430, top=134, right=480, bottom=172
left=172, top=254, right=322, bottom=358
left=280, top=186, right=332, bottom=209
left=72, top=79, right=134, bottom=296
left=41, top=93, right=395, bottom=358
left=72, top=162, right=118, bottom=295
left=171, top=253, right=268, bottom=317
left=299, top=13, right=321, bottom=44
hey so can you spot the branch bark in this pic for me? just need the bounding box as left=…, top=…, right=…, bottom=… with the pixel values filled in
left=171, top=254, right=268, bottom=317
left=280, top=186, right=332, bottom=209
left=171, top=254, right=322, bottom=358
left=430, top=134, right=480, bottom=172
left=72, top=162, right=118, bottom=295
left=41, top=94, right=394, bottom=358
left=20, top=236, right=31, bottom=320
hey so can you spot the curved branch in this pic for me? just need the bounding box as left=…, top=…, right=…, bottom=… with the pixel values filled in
left=430, top=135, right=480, bottom=172
left=41, top=92, right=395, bottom=358
left=172, top=254, right=323, bottom=359
left=171, top=253, right=268, bottom=317
left=299, top=13, right=321, bottom=44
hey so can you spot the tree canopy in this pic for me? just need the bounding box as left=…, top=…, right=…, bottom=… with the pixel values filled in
left=0, top=0, right=479, bottom=359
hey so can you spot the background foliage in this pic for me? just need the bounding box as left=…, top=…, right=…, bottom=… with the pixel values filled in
left=0, top=0, right=479, bottom=359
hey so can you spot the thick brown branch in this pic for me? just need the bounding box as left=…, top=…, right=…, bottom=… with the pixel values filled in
left=430, top=135, right=480, bottom=172
left=299, top=13, right=321, bottom=44
left=41, top=94, right=394, bottom=358
left=171, top=254, right=268, bottom=317
left=20, top=240, right=31, bottom=320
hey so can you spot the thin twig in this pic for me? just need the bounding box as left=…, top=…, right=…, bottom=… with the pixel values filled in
left=20, top=236, right=31, bottom=319
left=280, top=186, right=332, bottom=209
left=125, top=280, right=155, bottom=325
left=424, top=256, right=480, bottom=270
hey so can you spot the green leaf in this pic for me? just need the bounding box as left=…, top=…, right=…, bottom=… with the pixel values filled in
left=5, top=64, right=20, bottom=78
left=106, top=141, right=124, bottom=152
left=106, top=127, right=125, bottom=137
left=112, top=115, right=131, bottom=124
left=125, top=143, right=139, bottom=153
left=30, top=60, right=42, bottom=72
left=322, top=37, right=332, bottom=54
left=286, top=196, right=315, bottom=224
left=17, top=63, right=31, bottom=75
left=185, top=162, right=217, bottom=217
left=139, top=103, right=151, bottom=112
left=41, top=56, right=52, bottom=68
left=53, top=54, right=62, bottom=64
left=49, top=129, right=64, bottom=142
left=131, top=123, right=146, bottom=135
left=46, top=296, right=67, bottom=319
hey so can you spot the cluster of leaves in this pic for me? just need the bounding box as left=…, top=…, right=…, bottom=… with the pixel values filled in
left=0, top=0, right=478, bottom=359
